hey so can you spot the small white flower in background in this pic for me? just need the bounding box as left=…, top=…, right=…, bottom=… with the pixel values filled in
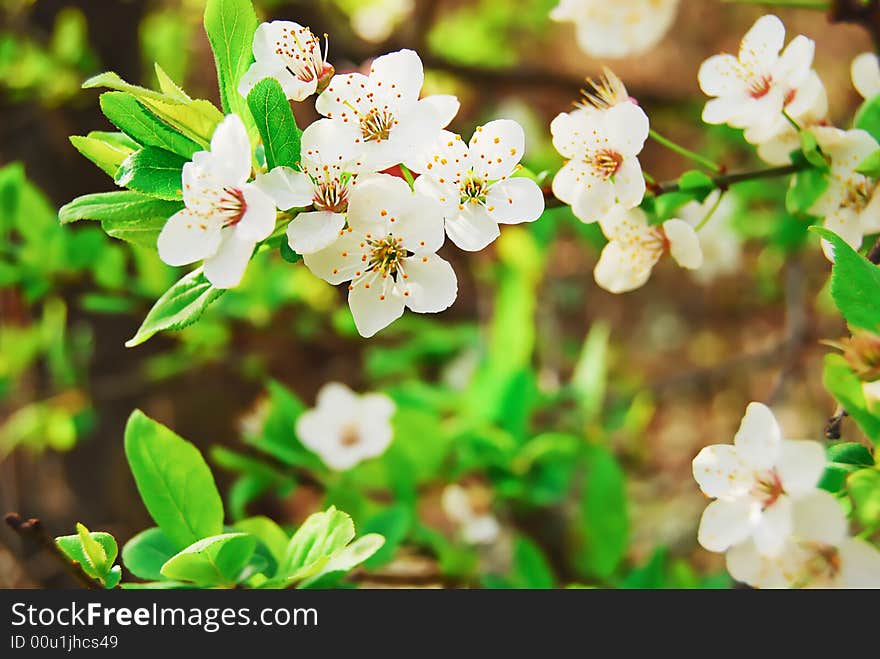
left=254, top=120, right=366, bottom=255
left=754, top=73, right=829, bottom=166
left=726, top=490, right=880, bottom=588
left=550, top=99, right=649, bottom=223
left=441, top=484, right=501, bottom=545
left=315, top=49, right=459, bottom=172
left=692, top=402, right=827, bottom=557
left=350, top=0, right=414, bottom=43
left=550, top=0, right=680, bottom=59
left=852, top=52, right=880, bottom=101
left=808, top=126, right=880, bottom=260
left=410, top=120, right=545, bottom=251
left=302, top=173, right=457, bottom=338
left=678, top=191, right=742, bottom=285
left=238, top=21, right=332, bottom=102
left=296, top=382, right=395, bottom=471
left=698, top=15, right=815, bottom=139
left=594, top=206, right=702, bottom=294
left=157, top=114, right=275, bottom=289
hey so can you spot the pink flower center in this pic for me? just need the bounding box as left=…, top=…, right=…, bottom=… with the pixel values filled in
left=755, top=469, right=785, bottom=509
left=749, top=75, right=773, bottom=100
left=219, top=187, right=247, bottom=227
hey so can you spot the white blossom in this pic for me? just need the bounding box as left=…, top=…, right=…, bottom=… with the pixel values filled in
left=315, top=49, right=459, bottom=171
left=726, top=490, right=880, bottom=588
left=809, top=126, right=880, bottom=260
left=157, top=114, right=275, bottom=289
left=410, top=120, right=545, bottom=251
left=350, top=0, right=414, bottom=43
left=238, top=21, right=331, bottom=102
left=550, top=0, right=680, bottom=59
left=754, top=72, right=829, bottom=166
left=693, top=402, right=826, bottom=557
left=698, top=15, right=815, bottom=139
left=254, top=120, right=365, bottom=255
left=441, top=484, right=501, bottom=545
left=551, top=100, right=649, bottom=223
left=296, top=382, right=395, bottom=471
left=852, top=52, right=880, bottom=101
left=594, top=206, right=702, bottom=294
left=302, top=173, right=456, bottom=337
left=679, top=191, right=742, bottom=284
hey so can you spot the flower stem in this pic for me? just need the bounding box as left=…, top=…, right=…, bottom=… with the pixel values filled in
left=399, top=163, right=416, bottom=189
left=653, top=162, right=806, bottom=196
left=648, top=129, right=722, bottom=173
left=695, top=191, right=725, bottom=232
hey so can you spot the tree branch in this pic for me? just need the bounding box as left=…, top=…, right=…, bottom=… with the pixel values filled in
left=4, top=513, right=103, bottom=589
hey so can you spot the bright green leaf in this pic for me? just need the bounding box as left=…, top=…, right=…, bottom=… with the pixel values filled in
left=126, top=267, right=226, bottom=347
left=280, top=506, right=355, bottom=583
left=247, top=78, right=301, bottom=170
left=122, top=527, right=179, bottom=581
left=848, top=468, right=880, bottom=527
left=822, top=353, right=880, bottom=444
left=813, top=227, right=880, bottom=332
left=204, top=0, right=257, bottom=123
left=69, top=134, right=136, bottom=178
left=234, top=516, right=289, bottom=567
left=100, top=92, right=201, bottom=158
left=160, top=532, right=256, bottom=586
left=124, top=410, right=225, bottom=549
left=856, top=148, right=880, bottom=177
left=786, top=167, right=828, bottom=215
left=115, top=147, right=187, bottom=200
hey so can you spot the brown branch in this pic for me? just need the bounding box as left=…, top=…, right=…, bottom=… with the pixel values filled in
left=4, top=513, right=103, bottom=589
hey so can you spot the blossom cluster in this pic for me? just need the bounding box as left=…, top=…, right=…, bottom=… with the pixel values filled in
left=157, top=21, right=545, bottom=337
left=699, top=15, right=880, bottom=260
left=692, top=403, right=880, bottom=588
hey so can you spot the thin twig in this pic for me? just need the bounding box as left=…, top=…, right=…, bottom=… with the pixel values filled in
left=4, top=513, right=103, bottom=589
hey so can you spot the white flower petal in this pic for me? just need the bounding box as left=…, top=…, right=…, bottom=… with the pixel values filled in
left=348, top=272, right=405, bottom=338
left=315, top=72, right=374, bottom=119
left=733, top=402, right=782, bottom=469
left=775, top=439, right=826, bottom=498
left=663, top=218, right=703, bottom=269
left=726, top=540, right=790, bottom=588
left=773, top=35, right=815, bottom=88
left=203, top=235, right=255, bottom=288
left=792, top=489, right=847, bottom=546
left=157, top=209, right=222, bottom=267
left=612, top=157, right=647, bottom=209
left=419, top=94, right=460, bottom=129
left=486, top=178, right=545, bottom=225
left=463, top=516, right=501, bottom=545
left=551, top=160, right=589, bottom=207
left=346, top=173, right=409, bottom=235
left=594, top=239, right=656, bottom=294
left=697, top=498, right=756, bottom=553
left=698, top=54, right=745, bottom=97
left=234, top=184, right=277, bottom=243
left=286, top=210, right=346, bottom=255
left=753, top=494, right=794, bottom=557
left=603, top=103, right=649, bottom=157
left=254, top=167, right=314, bottom=210
left=444, top=204, right=500, bottom=252
left=302, top=232, right=366, bottom=284
left=368, top=49, right=424, bottom=106
left=571, top=177, right=616, bottom=224
left=838, top=538, right=880, bottom=588
left=852, top=52, right=880, bottom=100
left=317, top=382, right=359, bottom=410
left=739, top=14, right=786, bottom=70
left=469, top=119, right=525, bottom=180
left=208, top=114, right=252, bottom=185
left=692, top=444, right=751, bottom=499
left=402, top=254, right=457, bottom=313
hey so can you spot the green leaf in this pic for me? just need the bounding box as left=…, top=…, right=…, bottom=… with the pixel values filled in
left=828, top=442, right=875, bottom=468
left=59, top=190, right=181, bottom=225
left=100, top=92, right=201, bottom=158
left=677, top=169, right=714, bottom=200
left=280, top=506, right=355, bottom=583
left=571, top=321, right=610, bottom=421
left=126, top=267, right=226, bottom=347
left=247, top=78, right=302, bottom=170
left=508, top=535, right=556, bottom=589
left=115, top=147, right=188, bottom=200
left=234, top=516, right=289, bottom=567
left=76, top=522, right=108, bottom=574
left=121, top=527, right=179, bottom=581
left=160, top=533, right=256, bottom=586
left=55, top=526, right=118, bottom=586
left=786, top=166, right=828, bottom=215
left=83, top=71, right=223, bottom=147
left=822, top=353, right=880, bottom=444
left=800, top=130, right=829, bottom=169
left=573, top=445, right=629, bottom=579
left=856, top=95, right=880, bottom=143
left=124, top=410, right=225, bottom=550
left=856, top=148, right=880, bottom=178
left=848, top=468, right=880, bottom=527
left=813, top=227, right=880, bottom=332
left=204, top=0, right=257, bottom=122
left=361, top=504, right=412, bottom=568
left=104, top=566, right=122, bottom=589
left=299, top=534, right=385, bottom=588
left=69, top=134, right=135, bottom=178
left=154, top=64, right=191, bottom=102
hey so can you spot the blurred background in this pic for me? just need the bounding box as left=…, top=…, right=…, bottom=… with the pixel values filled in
left=0, top=0, right=874, bottom=588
